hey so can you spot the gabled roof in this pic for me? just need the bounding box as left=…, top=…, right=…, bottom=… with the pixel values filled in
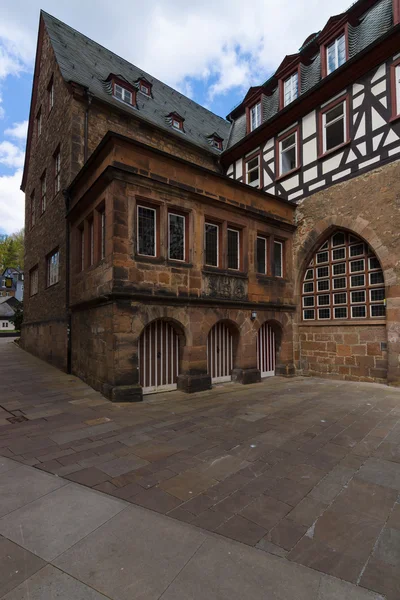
left=41, top=11, right=230, bottom=156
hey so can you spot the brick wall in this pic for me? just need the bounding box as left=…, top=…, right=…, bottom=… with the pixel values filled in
left=299, top=325, right=387, bottom=383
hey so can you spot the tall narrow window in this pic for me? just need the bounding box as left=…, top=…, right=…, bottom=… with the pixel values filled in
left=48, top=78, right=54, bottom=112
left=257, top=236, right=267, bottom=274
left=137, top=205, right=156, bottom=257
left=326, top=34, right=346, bottom=74
left=40, top=172, right=47, bottom=213
left=54, top=148, right=61, bottom=195
left=168, top=213, right=186, bottom=261
left=205, top=223, right=219, bottom=267
left=322, top=99, right=347, bottom=153
left=100, top=208, right=106, bottom=260
left=274, top=241, right=283, bottom=278
left=279, top=130, right=298, bottom=176
left=30, top=190, right=36, bottom=229
left=88, top=219, right=94, bottom=266
left=47, top=249, right=60, bottom=287
left=250, top=103, right=261, bottom=131
left=227, top=228, right=240, bottom=270
left=284, top=72, right=299, bottom=106
left=246, top=155, right=260, bottom=187
left=30, top=266, right=38, bottom=296
left=79, top=226, right=84, bottom=271
left=37, top=108, right=42, bottom=138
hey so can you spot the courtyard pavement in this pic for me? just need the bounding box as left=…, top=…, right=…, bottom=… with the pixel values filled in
left=0, top=337, right=399, bottom=598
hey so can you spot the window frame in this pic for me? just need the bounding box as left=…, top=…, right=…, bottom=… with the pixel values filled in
left=36, top=107, right=42, bottom=138
left=112, top=79, right=136, bottom=106
left=320, top=24, right=349, bottom=78
left=244, top=151, right=261, bottom=188
left=88, top=217, right=94, bottom=267
left=78, top=225, right=85, bottom=272
left=47, top=76, right=54, bottom=114
left=137, top=203, right=158, bottom=258
left=40, top=171, right=47, bottom=214
left=210, top=136, right=223, bottom=151
left=325, top=32, right=347, bottom=75
left=390, top=58, right=400, bottom=121
left=276, top=125, right=300, bottom=179
left=30, top=190, right=36, bottom=230
left=138, top=79, right=152, bottom=96
left=227, top=227, right=241, bottom=271
left=256, top=235, right=268, bottom=275
left=273, top=240, right=284, bottom=278
left=319, top=95, right=350, bottom=158
left=168, top=211, right=187, bottom=263
left=46, top=249, right=60, bottom=288
left=98, top=204, right=106, bottom=261
left=54, top=147, right=61, bottom=196
left=248, top=101, right=262, bottom=132
left=282, top=70, right=300, bottom=107
left=204, top=221, right=220, bottom=268
left=29, top=265, right=39, bottom=297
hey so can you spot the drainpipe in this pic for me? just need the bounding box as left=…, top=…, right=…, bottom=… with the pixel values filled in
left=84, top=91, right=93, bottom=162
left=64, top=189, right=72, bottom=374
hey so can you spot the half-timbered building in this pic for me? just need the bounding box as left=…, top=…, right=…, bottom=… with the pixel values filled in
left=21, top=0, right=400, bottom=400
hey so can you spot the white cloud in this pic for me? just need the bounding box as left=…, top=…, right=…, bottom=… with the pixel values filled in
left=4, top=120, right=28, bottom=140
left=0, top=169, right=24, bottom=234
left=0, top=141, right=25, bottom=168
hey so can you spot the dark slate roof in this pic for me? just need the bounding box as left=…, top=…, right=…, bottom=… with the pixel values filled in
left=226, top=0, right=393, bottom=150
left=42, top=12, right=231, bottom=155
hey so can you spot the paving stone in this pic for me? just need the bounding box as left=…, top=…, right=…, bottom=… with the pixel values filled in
left=240, top=495, right=291, bottom=530
left=288, top=496, right=328, bottom=527
left=110, top=481, right=143, bottom=499
left=387, top=503, right=400, bottom=530
left=191, top=508, right=229, bottom=532
left=356, top=458, right=400, bottom=491
left=131, top=441, right=182, bottom=461
left=373, top=527, right=400, bottom=566
left=167, top=507, right=196, bottom=524
left=267, top=477, right=313, bottom=507
left=0, top=536, right=46, bottom=598
left=159, top=470, right=218, bottom=501
left=214, top=490, right=254, bottom=515
left=268, top=518, right=308, bottom=550
left=256, top=537, right=288, bottom=557
left=216, top=514, right=267, bottom=546
left=0, top=457, right=19, bottom=474
left=318, top=574, right=387, bottom=600
left=332, top=478, right=397, bottom=522
left=133, top=487, right=182, bottom=514
left=361, top=557, right=400, bottom=600
left=182, top=493, right=215, bottom=515
left=64, top=467, right=110, bottom=487
left=97, top=455, right=150, bottom=477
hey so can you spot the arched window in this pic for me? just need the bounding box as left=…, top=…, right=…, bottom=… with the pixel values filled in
left=302, top=231, right=385, bottom=321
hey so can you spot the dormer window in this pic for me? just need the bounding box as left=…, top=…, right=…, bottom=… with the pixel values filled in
left=284, top=72, right=299, bottom=106
left=168, top=113, right=184, bottom=131
left=326, top=33, right=346, bottom=74
left=209, top=134, right=223, bottom=151
left=113, top=83, right=133, bottom=105
left=250, top=102, right=261, bottom=132
left=172, top=118, right=182, bottom=130
left=138, top=79, right=152, bottom=96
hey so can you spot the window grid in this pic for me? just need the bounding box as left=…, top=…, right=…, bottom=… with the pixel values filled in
left=137, top=205, right=156, bottom=257
left=284, top=72, right=299, bottom=106
left=246, top=155, right=260, bottom=187
left=168, top=213, right=186, bottom=262
left=302, top=231, right=385, bottom=321
left=227, top=228, right=240, bottom=270
left=250, top=103, right=261, bottom=131
left=47, top=250, right=60, bottom=287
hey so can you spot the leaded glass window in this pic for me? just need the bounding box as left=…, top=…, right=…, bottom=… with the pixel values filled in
left=302, top=231, right=385, bottom=321
left=168, top=213, right=185, bottom=261
left=137, top=206, right=156, bottom=256
left=205, top=223, right=219, bottom=267
left=227, top=229, right=240, bottom=270
left=257, top=236, right=267, bottom=274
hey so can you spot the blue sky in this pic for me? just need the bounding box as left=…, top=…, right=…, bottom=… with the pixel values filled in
left=0, top=0, right=351, bottom=236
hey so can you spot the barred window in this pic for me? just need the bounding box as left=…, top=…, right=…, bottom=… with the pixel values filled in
left=302, top=231, right=385, bottom=321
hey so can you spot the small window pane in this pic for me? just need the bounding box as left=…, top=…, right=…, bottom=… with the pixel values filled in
left=350, top=259, right=365, bottom=273
left=334, top=307, right=347, bottom=319
left=303, top=296, right=314, bottom=307
left=351, top=305, right=366, bottom=318
left=351, top=274, right=365, bottom=287
left=351, top=290, right=366, bottom=303
left=205, top=223, right=219, bottom=267
left=317, top=295, right=330, bottom=306
left=319, top=241, right=329, bottom=250
left=317, top=266, right=329, bottom=279
left=227, top=229, right=240, bottom=270
left=370, top=271, right=384, bottom=285
left=370, top=288, right=385, bottom=302
left=137, top=206, right=156, bottom=256
left=318, top=308, right=331, bottom=319
left=317, top=279, right=330, bottom=292
left=332, top=248, right=346, bottom=261
left=332, top=232, right=345, bottom=246
left=317, top=251, right=329, bottom=264
left=350, top=243, right=364, bottom=257
left=371, top=304, right=386, bottom=317
left=333, top=277, right=346, bottom=289
left=369, top=257, right=380, bottom=270
left=304, top=309, right=315, bottom=320
left=333, top=263, right=346, bottom=275
left=334, top=292, right=347, bottom=304
left=303, top=282, right=314, bottom=294
left=305, top=268, right=314, bottom=280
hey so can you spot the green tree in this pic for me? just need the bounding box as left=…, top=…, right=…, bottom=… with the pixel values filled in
left=13, top=303, right=24, bottom=332
left=0, top=229, right=24, bottom=271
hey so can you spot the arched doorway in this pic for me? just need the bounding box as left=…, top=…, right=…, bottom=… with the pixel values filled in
left=257, top=322, right=276, bottom=378
left=207, top=321, right=236, bottom=384
left=138, top=320, right=181, bottom=394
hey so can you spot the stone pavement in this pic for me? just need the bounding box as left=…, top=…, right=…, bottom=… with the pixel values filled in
left=0, top=337, right=400, bottom=598
left=0, top=455, right=385, bottom=599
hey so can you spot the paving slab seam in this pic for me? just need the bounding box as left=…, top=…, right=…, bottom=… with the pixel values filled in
left=44, top=564, right=116, bottom=600
left=157, top=537, right=209, bottom=600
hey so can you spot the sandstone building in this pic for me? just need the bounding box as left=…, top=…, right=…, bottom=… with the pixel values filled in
left=21, top=0, right=400, bottom=400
